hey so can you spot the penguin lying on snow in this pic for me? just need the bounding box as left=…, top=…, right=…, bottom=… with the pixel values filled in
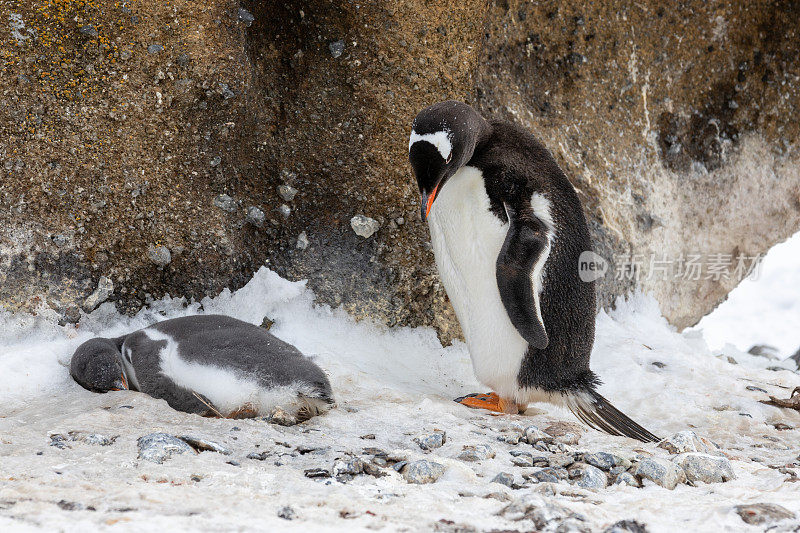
left=70, top=315, right=334, bottom=421
left=408, top=100, right=659, bottom=442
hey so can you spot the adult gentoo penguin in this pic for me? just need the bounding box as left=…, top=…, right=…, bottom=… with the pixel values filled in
left=408, top=100, right=659, bottom=442
left=70, top=315, right=334, bottom=421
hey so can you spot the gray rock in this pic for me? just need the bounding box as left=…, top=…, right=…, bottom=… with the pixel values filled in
left=83, top=276, right=114, bottom=311
left=219, top=83, right=235, bottom=100
left=137, top=433, right=194, bottom=463
left=529, top=467, right=568, bottom=483
left=522, top=425, right=548, bottom=444
left=277, top=506, right=295, bottom=520
left=278, top=204, right=291, bottom=218
left=735, top=503, right=795, bottom=525
left=329, top=40, right=345, bottom=58
left=573, top=464, right=607, bottom=489
left=658, top=430, right=719, bottom=455
left=213, top=194, right=237, bottom=212
left=747, top=344, right=781, bottom=360
left=67, top=431, right=116, bottom=446
left=178, top=436, right=231, bottom=455
left=333, top=458, right=365, bottom=476
left=278, top=184, right=298, bottom=201
left=350, top=215, right=380, bottom=238
left=238, top=7, right=255, bottom=26
left=245, top=206, right=265, bottom=227
left=79, top=25, right=98, bottom=37
left=634, top=457, right=687, bottom=489
left=403, top=460, right=446, bottom=484
left=675, top=453, right=735, bottom=484
left=556, top=519, right=592, bottom=533
left=613, top=472, right=640, bottom=487
left=491, top=472, right=515, bottom=487
left=499, top=494, right=572, bottom=527
left=511, top=454, right=534, bottom=467
left=147, top=245, right=171, bottom=267
left=210, top=156, right=222, bottom=167
left=457, top=444, right=495, bottom=462
left=265, top=407, right=297, bottom=426
left=304, top=468, right=331, bottom=478
left=603, top=519, right=649, bottom=533
left=62, top=305, right=81, bottom=324
left=414, top=431, right=446, bottom=451
left=147, top=44, right=163, bottom=54
left=548, top=453, right=574, bottom=468
left=119, top=50, right=132, bottom=61
left=296, top=232, right=309, bottom=250
left=584, top=452, right=631, bottom=471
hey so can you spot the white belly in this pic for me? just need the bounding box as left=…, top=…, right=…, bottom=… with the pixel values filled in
left=427, top=166, right=529, bottom=399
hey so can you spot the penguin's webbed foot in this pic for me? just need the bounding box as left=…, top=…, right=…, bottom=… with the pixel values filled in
left=455, top=392, right=522, bottom=414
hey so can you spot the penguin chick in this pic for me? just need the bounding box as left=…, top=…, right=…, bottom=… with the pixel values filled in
left=408, top=100, right=659, bottom=443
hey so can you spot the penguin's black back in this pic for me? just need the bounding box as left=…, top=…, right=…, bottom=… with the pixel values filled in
left=469, top=119, right=597, bottom=393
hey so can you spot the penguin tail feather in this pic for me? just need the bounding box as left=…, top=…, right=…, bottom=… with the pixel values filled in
left=565, top=389, right=661, bottom=443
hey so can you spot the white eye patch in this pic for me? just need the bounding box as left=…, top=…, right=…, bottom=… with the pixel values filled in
left=409, top=129, right=453, bottom=162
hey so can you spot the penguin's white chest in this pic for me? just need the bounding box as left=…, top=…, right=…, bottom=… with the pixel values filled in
left=427, top=166, right=529, bottom=398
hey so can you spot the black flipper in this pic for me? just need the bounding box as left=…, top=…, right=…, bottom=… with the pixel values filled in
left=496, top=203, right=550, bottom=349
left=566, top=389, right=661, bottom=443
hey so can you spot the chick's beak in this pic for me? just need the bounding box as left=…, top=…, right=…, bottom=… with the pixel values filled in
left=111, top=372, right=128, bottom=391
left=420, top=182, right=440, bottom=222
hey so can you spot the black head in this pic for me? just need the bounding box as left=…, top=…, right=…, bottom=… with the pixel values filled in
left=69, top=337, right=127, bottom=393
left=408, top=100, right=489, bottom=220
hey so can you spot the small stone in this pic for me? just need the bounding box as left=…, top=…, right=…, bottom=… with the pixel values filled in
left=603, top=519, right=649, bottom=533
left=247, top=451, right=270, bottom=461
left=119, top=50, right=132, bottom=61
left=492, top=472, right=515, bottom=487
left=57, top=500, right=85, bottom=511
left=511, top=455, right=534, bottom=467
left=573, top=464, right=607, bottom=489
left=219, top=83, right=235, bottom=100
left=350, top=215, right=380, bottom=238
left=210, top=156, right=222, bottom=167
left=147, top=44, right=163, bottom=54
left=523, top=426, right=548, bottom=444
left=79, top=25, right=98, bottom=37
left=634, top=457, right=686, bottom=489
left=277, top=506, right=296, bottom=520
left=296, top=232, right=309, bottom=250
left=67, top=432, right=116, bottom=446
left=245, top=206, right=265, bottom=227
left=178, top=436, right=231, bottom=455
left=548, top=453, right=574, bottom=468
left=497, top=433, right=521, bottom=445
left=278, top=184, right=298, bottom=201
left=213, top=194, right=237, bottom=212
left=414, top=431, right=446, bottom=451
left=238, top=7, right=255, bottom=26
left=675, top=453, right=735, bottom=484
left=62, top=306, right=81, bottom=325
left=50, top=434, right=71, bottom=449
left=265, top=408, right=297, bottom=426
left=529, top=467, right=568, bottom=483
left=658, top=431, right=719, bottom=455
left=613, top=472, right=640, bottom=487
left=735, top=503, right=795, bottom=525
left=403, top=460, right=446, bottom=484
left=329, top=40, right=345, bottom=58
left=278, top=204, right=291, bottom=218
left=584, top=452, right=631, bottom=471
left=83, top=276, right=114, bottom=312
left=333, top=458, right=365, bottom=476
left=457, top=444, right=495, bottom=462
left=137, top=433, right=193, bottom=463
left=304, top=468, right=331, bottom=478
left=147, top=245, right=171, bottom=267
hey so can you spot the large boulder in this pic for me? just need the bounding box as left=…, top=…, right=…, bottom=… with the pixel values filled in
left=0, top=0, right=797, bottom=337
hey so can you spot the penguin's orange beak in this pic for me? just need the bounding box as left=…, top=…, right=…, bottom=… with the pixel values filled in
left=420, top=183, right=440, bottom=222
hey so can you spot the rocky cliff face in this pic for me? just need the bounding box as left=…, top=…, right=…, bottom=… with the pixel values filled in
left=1, top=0, right=798, bottom=338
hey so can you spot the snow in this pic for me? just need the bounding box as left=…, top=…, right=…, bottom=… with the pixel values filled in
left=1, top=267, right=800, bottom=532
left=695, top=230, right=800, bottom=357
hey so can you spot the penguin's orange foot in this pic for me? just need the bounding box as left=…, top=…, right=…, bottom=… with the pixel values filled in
left=455, top=392, right=521, bottom=414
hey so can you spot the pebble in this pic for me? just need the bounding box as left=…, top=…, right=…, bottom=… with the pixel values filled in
left=210, top=156, right=222, bottom=167
left=511, top=455, right=534, bottom=467
left=137, top=433, right=194, bottom=463
left=147, top=245, right=171, bottom=267
left=350, top=215, right=380, bottom=238
left=278, top=204, right=291, bottom=218
left=573, top=464, right=607, bottom=489
left=634, top=457, right=687, bottom=489
left=238, top=7, right=255, bottom=26
left=333, top=458, right=365, bottom=476
left=603, top=519, right=649, bottom=533
left=329, top=40, right=345, bottom=58
left=265, top=408, right=297, bottom=426
left=79, top=25, right=98, bottom=37
left=67, top=432, right=116, bottom=446
left=119, top=50, right=132, bottom=61
left=675, top=453, right=735, bottom=484
left=522, top=425, right=548, bottom=444
left=548, top=453, right=574, bottom=468
left=213, top=194, right=237, bottom=212
left=735, top=503, right=795, bottom=525
left=245, top=206, right=265, bottom=227
left=148, top=44, right=163, bottom=54
left=403, top=460, right=446, bottom=484
left=178, top=436, right=231, bottom=455
left=529, top=467, right=568, bottom=483
left=457, top=444, right=495, bottom=462
left=613, top=472, right=640, bottom=487
left=276, top=505, right=296, bottom=520
left=414, top=431, right=446, bottom=451
left=304, top=468, right=331, bottom=478
left=278, top=184, right=298, bottom=201
left=296, top=232, right=310, bottom=250
left=658, top=431, right=719, bottom=455
left=584, top=452, right=631, bottom=471
left=83, top=276, right=114, bottom=312
left=491, top=472, right=515, bottom=487
left=62, top=305, right=81, bottom=325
